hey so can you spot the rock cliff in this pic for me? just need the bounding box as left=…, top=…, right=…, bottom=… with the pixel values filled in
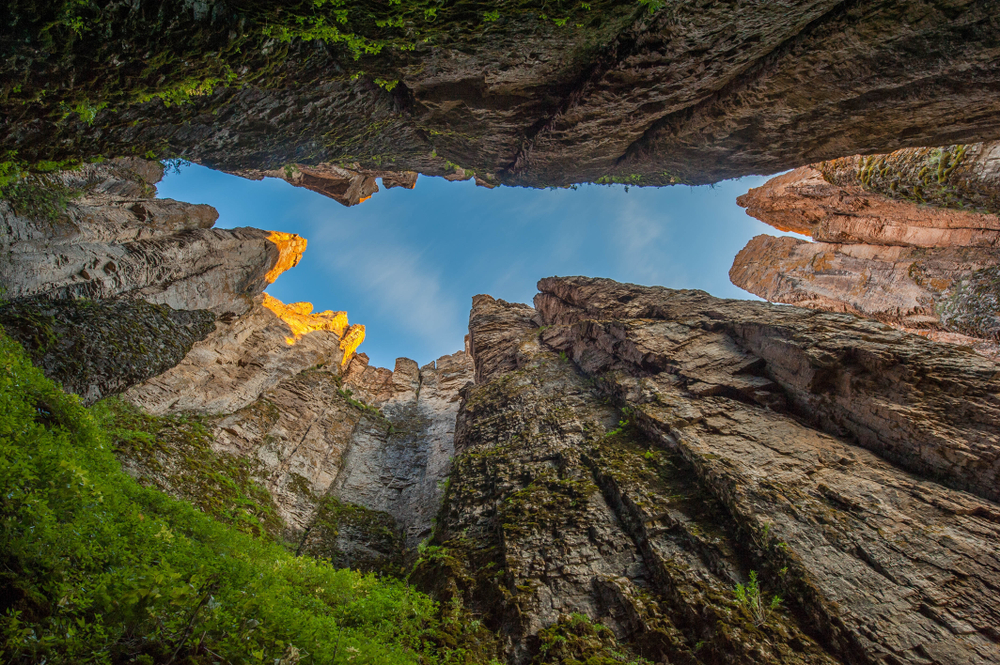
left=0, top=155, right=476, bottom=574
left=122, top=326, right=473, bottom=567
left=0, top=158, right=306, bottom=315
left=0, top=297, right=216, bottom=404
left=237, top=163, right=421, bottom=207
left=5, top=1, right=1000, bottom=189
left=3, top=152, right=1000, bottom=662
left=732, top=144, right=1000, bottom=357
left=414, top=277, right=1000, bottom=664
left=107, top=262, right=473, bottom=565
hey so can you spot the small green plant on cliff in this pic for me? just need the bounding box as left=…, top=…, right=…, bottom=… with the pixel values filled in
left=637, top=0, right=666, bottom=14
left=533, top=613, right=652, bottom=665
left=733, top=570, right=782, bottom=627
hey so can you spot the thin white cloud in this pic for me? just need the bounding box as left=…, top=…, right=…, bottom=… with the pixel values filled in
left=609, top=195, right=686, bottom=288
left=306, top=214, right=466, bottom=350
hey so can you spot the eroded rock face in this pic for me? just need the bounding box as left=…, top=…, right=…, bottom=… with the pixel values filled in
left=0, top=297, right=215, bottom=405
left=732, top=148, right=1000, bottom=357
left=736, top=164, right=1000, bottom=247
left=237, top=163, right=420, bottom=207
left=817, top=143, right=1000, bottom=215
left=121, top=290, right=473, bottom=565
left=731, top=235, right=1000, bottom=341
left=125, top=348, right=472, bottom=567
left=125, top=293, right=363, bottom=415
left=336, top=350, right=474, bottom=547
left=0, top=159, right=305, bottom=315
left=416, top=277, right=1000, bottom=665
left=8, top=2, right=1000, bottom=188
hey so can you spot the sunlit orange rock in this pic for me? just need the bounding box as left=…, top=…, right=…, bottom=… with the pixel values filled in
left=263, top=231, right=307, bottom=284
left=261, top=293, right=350, bottom=346
left=339, top=324, right=366, bottom=366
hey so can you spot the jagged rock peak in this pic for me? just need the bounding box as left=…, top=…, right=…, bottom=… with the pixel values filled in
left=259, top=293, right=365, bottom=363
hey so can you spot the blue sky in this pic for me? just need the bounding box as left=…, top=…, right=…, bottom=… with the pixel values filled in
left=159, top=166, right=793, bottom=368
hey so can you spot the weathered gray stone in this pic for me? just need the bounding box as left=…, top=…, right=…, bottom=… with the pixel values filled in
left=0, top=159, right=305, bottom=315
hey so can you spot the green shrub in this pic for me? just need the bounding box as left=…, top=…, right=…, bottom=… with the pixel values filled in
left=0, top=172, right=83, bottom=223
left=733, top=570, right=781, bottom=627
left=0, top=331, right=448, bottom=664
left=533, top=613, right=651, bottom=665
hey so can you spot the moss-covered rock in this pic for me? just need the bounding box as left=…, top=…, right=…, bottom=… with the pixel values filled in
left=818, top=144, right=1000, bottom=214
left=299, top=496, right=406, bottom=575
left=0, top=296, right=215, bottom=404
left=98, top=396, right=284, bottom=541
left=937, top=264, right=1000, bottom=341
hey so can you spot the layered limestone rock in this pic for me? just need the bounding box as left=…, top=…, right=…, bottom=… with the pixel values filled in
left=121, top=287, right=472, bottom=565
left=336, top=350, right=474, bottom=547
left=0, top=158, right=306, bottom=315
left=7, top=1, right=1000, bottom=188
left=732, top=146, right=1000, bottom=357
left=125, top=293, right=363, bottom=415
left=416, top=277, right=1000, bottom=665
left=731, top=235, right=1000, bottom=355
left=736, top=163, right=1000, bottom=247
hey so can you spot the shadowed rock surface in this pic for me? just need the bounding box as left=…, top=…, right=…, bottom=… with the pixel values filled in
left=5, top=1, right=1000, bottom=191
left=413, top=277, right=1000, bottom=664
left=0, top=297, right=215, bottom=404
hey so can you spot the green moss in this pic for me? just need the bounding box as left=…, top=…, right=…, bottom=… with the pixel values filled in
left=533, top=613, right=652, bottom=665
left=0, top=329, right=472, bottom=665
left=96, top=396, right=285, bottom=541
left=408, top=539, right=505, bottom=664
left=820, top=144, right=1000, bottom=214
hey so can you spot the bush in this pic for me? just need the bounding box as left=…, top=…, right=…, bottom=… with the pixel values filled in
left=733, top=571, right=781, bottom=627
left=0, top=331, right=446, bottom=664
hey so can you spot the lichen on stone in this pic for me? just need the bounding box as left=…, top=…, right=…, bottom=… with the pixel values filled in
left=0, top=297, right=216, bottom=404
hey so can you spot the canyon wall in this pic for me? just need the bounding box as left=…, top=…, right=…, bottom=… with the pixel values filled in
left=5, top=1, right=1000, bottom=191
left=2, top=153, right=999, bottom=662
left=732, top=143, right=1000, bottom=358
left=0, top=158, right=305, bottom=315
left=413, top=276, right=1000, bottom=664
left=0, top=158, right=472, bottom=571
